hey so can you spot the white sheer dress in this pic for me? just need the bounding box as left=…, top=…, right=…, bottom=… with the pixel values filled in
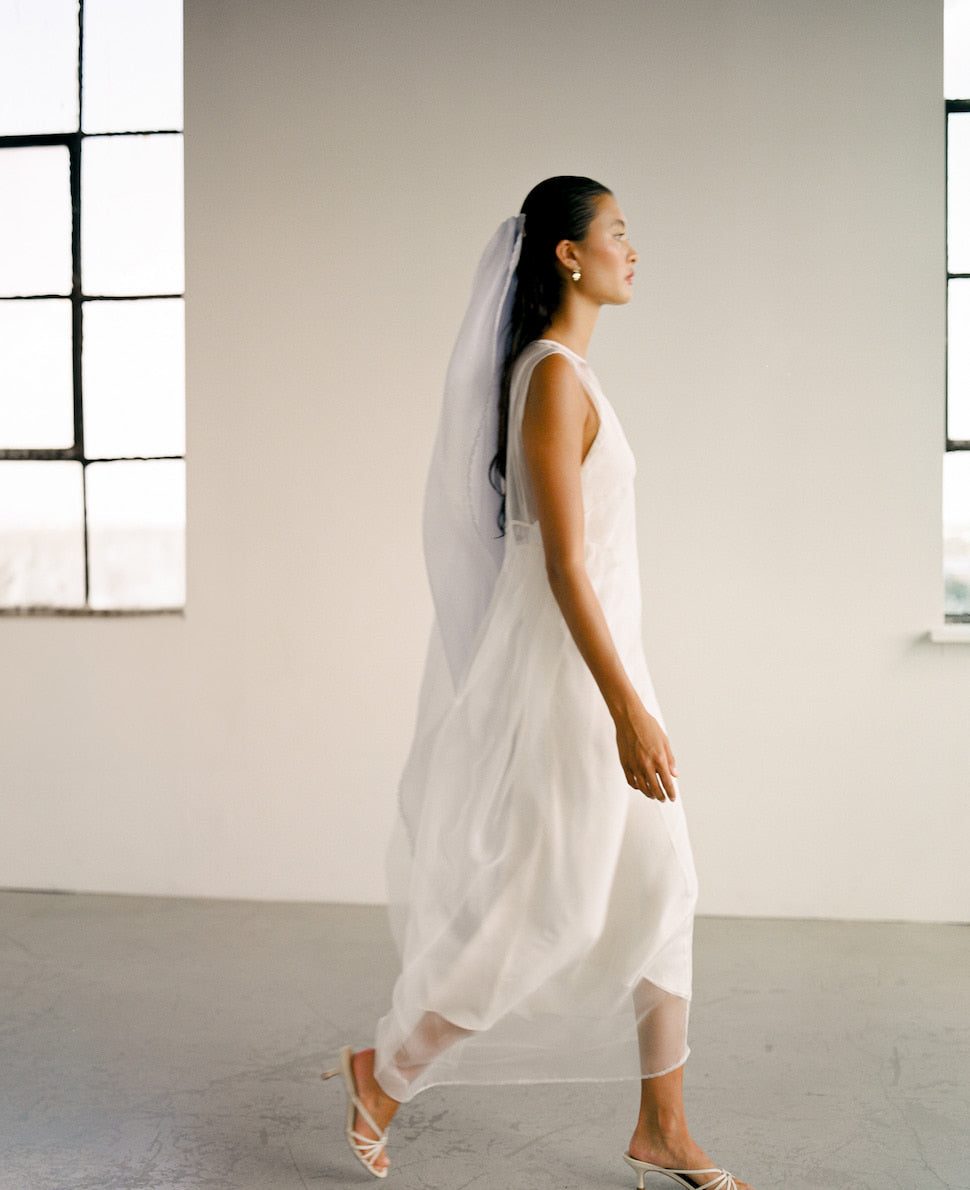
left=375, top=339, right=698, bottom=1102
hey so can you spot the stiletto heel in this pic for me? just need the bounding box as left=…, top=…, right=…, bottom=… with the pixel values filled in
left=323, top=1046, right=389, bottom=1178
left=622, top=1151, right=738, bottom=1190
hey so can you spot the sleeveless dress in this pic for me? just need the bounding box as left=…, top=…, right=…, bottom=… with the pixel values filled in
left=375, top=340, right=698, bottom=1102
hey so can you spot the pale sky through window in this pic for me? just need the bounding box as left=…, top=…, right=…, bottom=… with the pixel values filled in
left=945, top=452, right=970, bottom=523
left=0, top=146, right=73, bottom=293
left=81, top=0, right=183, bottom=133
left=945, top=0, right=970, bottom=99
left=0, top=0, right=79, bottom=135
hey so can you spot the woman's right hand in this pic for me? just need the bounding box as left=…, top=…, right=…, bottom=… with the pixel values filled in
left=614, top=700, right=678, bottom=801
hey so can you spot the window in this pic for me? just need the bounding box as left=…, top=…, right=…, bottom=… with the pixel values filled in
left=945, top=0, right=970, bottom=620
left=0, top=0, right=184, bottom=612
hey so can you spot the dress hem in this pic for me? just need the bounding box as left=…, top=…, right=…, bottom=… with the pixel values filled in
left=382, top=1048, right=691, bottom=1101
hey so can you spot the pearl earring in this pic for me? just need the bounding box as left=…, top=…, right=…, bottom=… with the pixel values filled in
left=571, top=269, right=581, bottom=282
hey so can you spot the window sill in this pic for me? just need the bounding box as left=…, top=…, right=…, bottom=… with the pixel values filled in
left=929, top=623, right=970, bottom=643
left=0, top=607, right=184, bottom=617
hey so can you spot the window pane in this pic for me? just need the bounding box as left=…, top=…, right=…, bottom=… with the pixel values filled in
left=948, top=114, right=970, bottom=275
left=945, top=0, right=970, bottom=100
left=944, top=452, right=970, bottom=617
left=0, top=0, right=79, bottom=135
left=81, top=134, right=184, bottom=296
left=0, top=301, right=74, bottom=449
left=949, top=280, right=970, bottom=442
left=82, top=0, right=182, bottom=133
left=0, top=461, right=85, bottom=607
left=0, top=147, right=73, bottom=297
left=83, top=298, right=185, bottom=459
left=86, top=459, right=185, bottom=608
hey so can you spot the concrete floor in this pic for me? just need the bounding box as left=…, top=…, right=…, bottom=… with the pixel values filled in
left=0, top=893, right=967, bottom=1190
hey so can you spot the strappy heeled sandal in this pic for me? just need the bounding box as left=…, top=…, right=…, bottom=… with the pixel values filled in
left=322, top=1046, right=389, bottom=1178
left=623, top=1151, right=738, bottom=1190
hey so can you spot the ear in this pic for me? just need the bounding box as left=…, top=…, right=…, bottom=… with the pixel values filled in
left=554, top=239, right=578, bottom=275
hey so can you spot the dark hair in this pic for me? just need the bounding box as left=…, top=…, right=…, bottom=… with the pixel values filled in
left=488, top=176, right=612, bottom=531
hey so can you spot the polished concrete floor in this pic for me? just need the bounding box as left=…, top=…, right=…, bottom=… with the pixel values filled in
left=0, top=892, right=967, bottom=1190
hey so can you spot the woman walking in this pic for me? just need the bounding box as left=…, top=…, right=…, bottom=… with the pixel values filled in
left=325, top=177, right=754, bottom=1190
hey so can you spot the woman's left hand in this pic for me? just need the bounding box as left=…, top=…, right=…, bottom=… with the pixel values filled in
left=614, top=698, right=678, bottom=802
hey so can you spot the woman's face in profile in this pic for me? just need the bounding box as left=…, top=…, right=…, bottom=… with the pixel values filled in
left=570, top=194, right=638, bottom=306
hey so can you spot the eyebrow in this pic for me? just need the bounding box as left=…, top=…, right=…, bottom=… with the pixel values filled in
left=610, top=219, right=626, bottom=230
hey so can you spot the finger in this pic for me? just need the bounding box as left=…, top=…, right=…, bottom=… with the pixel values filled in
left=664, top=739, right=678, bottom=778
left=653, top=763, right=676, bottom=802
left=631, top=768, right=649, bottom=798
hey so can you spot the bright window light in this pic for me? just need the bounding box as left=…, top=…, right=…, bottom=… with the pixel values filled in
left=86, top=459, right=185, bottom=609
left=81, top=0, right=182, bottom=134
left=948, top=114, right=970, bottom=275
left=949, top=280, right=970, bottom=443
left=0, top=0, right=184, bottom=612
left=0, top=461, right=85, bottom=608
left=0, top=301, right=74, bottom=450
left=0, top=146, right=73, bottom=296
left=81, top=134, right=184, bottom=297
left=945, top=0, right=970, bottom=100
left=945, top=1, right=970, bottom=620
left=82, top=298, right=185, bottom=459
left=0, top=0, right=79, bottom=136
left=944, top=453, right=970, bottom=617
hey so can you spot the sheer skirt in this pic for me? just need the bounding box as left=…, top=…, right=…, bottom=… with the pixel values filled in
left=375, top=342, right=698, bottom=1103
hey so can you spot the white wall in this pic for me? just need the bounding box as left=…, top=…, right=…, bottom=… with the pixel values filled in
left=2, top=0, right=967, bottom=921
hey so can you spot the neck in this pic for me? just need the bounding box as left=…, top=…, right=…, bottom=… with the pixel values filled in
left=542, top=292, right=600, bottom=359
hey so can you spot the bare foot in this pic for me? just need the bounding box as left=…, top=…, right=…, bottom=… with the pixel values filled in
left=628, top=1126, right=755, bottom=1190
left=348, top=1049, right=400, bottom=1174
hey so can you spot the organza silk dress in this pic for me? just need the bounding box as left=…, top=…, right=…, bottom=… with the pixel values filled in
left=376, top=338, right=698, bottom=1103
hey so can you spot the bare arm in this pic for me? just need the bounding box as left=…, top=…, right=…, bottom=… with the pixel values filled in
left=521, top=353, right=677, bottom=801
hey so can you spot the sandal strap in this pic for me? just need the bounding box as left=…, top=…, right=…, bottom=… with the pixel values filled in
left=664, top=1169, right=736, bottom=1190
left=350, top=1096, right=386, bottom=1146
left=340, top=1048, right=387, bottom=1149
left=680, top=1172, right=735, bottom=1190
left=350, top=1128, right=388, bottom=1163
left=326, top=1046, right=390, bottom=1177
left=622, top=1151, right=737, bottom=1190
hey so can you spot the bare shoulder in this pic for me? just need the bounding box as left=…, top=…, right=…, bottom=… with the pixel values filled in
left=528, top=349, right=581, bottom=392
left=525, top=350, right=585, bottom=421
left=522, top=350, right=593, bottom=464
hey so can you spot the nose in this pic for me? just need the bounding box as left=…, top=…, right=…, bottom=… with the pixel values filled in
left=628, top=243, right=638, bottom=263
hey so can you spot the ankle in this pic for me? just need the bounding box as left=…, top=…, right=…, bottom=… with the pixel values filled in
left=360, top=1055, right=400, bottom=1114
left=634, top=1108, right=690, bottom=1147
left=373, top=1082, right=399, bottom=1116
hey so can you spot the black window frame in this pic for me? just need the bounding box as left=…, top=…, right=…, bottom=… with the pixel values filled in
left=0, top=0, right=184, bottom=615
left=946, top=97, right=970, bottom=624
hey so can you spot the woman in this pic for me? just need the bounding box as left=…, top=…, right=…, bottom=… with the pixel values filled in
left=325, top=177, right=754, bottom=1190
